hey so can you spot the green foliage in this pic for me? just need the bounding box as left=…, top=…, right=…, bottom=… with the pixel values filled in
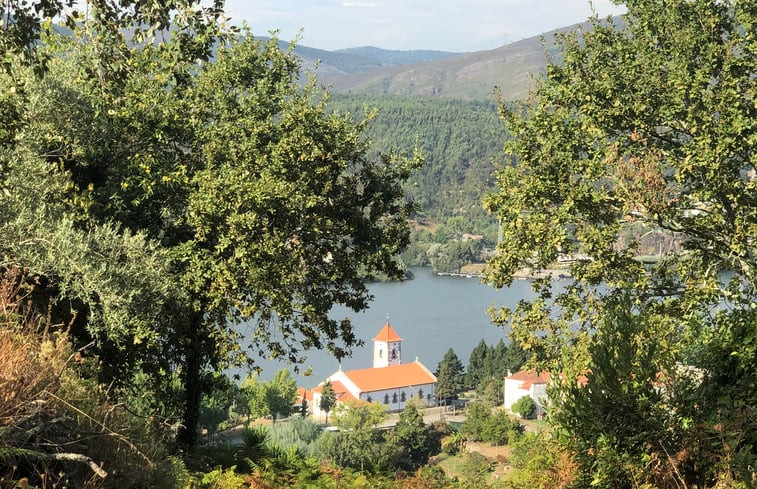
left=460, top=403, right=521, bottom=446
left=435, top=348, right=466, bottom=400
left=266, top=417, right=322, bottom=457
left=467, top=338, right=526, bottom=393
left=199, top=466, right=247, bottom=489
left=511, top=396, right=536, bottom=420
left=318, top=380, right=337, bottom=424
left=487, top=1, right=757, bottom=487
left=387, top=402, right=442, bottom=471
left=504, top=431, right=574, bottom=489
left=264, top=370, right=297, bottom=423
left=329, top=94, right=505, bottom=222
left=3, top=5, right=420, bottom=449
left=458, top=451, right=495, bottom=485
left=330, top=94, right=504, bottom=271
left=317, top=400, right=391, bottom=471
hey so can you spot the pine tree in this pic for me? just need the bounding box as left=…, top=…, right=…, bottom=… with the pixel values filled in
left=466, top=339, right=488, bottom=389
left=435, top=348, right=465, bottom=400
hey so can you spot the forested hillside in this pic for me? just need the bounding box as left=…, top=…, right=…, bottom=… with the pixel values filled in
left=329, top=94, right=508, bottom=271
left=330, top=94, right=505, bottom=220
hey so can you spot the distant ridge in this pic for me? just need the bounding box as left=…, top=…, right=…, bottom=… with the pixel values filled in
left=276, top=16, right=622, bottom=101
left=336, top=46, right=461, bottom=66
left=259, top=37, right=459, bottom=76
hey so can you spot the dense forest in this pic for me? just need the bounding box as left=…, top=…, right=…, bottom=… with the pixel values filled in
left=329, top=94, right=507, bottom=271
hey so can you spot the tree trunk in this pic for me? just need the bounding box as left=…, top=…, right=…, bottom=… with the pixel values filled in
left=178, top=310, right=203, bottom=448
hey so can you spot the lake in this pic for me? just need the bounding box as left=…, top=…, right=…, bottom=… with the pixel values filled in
left=234, top=267, right=547, bottom=387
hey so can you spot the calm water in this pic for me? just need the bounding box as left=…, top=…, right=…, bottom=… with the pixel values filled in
left=234, top=267, right=546, bottom=387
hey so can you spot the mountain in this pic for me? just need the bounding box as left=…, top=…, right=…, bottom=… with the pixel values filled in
left=314, top=19, right=621, bottom=101
left=261, top=37, right=459, bottom=76
left=317, top=31, right=562, bottom=101
left=264, top=18, right=620, bottom=101
left=335, top=46, right=461, bottom=66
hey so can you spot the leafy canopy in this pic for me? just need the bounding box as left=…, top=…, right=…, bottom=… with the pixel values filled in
left=486, top=0, right=755, bottom=487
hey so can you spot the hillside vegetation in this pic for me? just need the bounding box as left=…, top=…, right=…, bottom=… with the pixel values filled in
left=329, top=94, right=508, bottom=271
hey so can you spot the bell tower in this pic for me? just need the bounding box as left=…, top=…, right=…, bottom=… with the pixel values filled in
left=373, top=321, right=402, bottom=368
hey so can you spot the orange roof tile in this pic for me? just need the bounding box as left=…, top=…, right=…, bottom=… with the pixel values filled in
left=345, top=361, right=436, bottom=392
left=373, top=322, right=402, bottom=342
left=295, top=387, right=313, bottom=404
left=506, top=369, right=551, bottom=385
left=313, top=380, right=358, bottom=403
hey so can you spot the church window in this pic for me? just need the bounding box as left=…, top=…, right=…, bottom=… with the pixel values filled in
left=400, top=391, right=406, bottom=402
left=379, top=349, right=382, bottom=358
left=392, top=393, right=398, bottom=403
left=367, top=395, right=373, bottom=403
left=427, top=394, right=431, bottom=402
left=418, top=389, right=424, bottom=399
left=391, top=348, right=396, bottom=359
left=384, top=394, right=389, bottom=404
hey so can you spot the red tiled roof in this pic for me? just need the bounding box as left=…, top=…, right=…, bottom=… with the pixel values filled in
left=373, top=322, right=402, bottom=342
left=295, top=387, right=313, bottom=404
left=345, top=361, right=436, bottom=392
left=506, top=369, right=551, bottom=386
left=312, top=381, right=358, bottom=403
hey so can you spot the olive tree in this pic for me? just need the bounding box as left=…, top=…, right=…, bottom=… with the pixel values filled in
left=4, top=14, right=420, bottom=449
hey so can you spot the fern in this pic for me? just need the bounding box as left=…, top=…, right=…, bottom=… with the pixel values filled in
left=0, top=446, right=46, bottom=464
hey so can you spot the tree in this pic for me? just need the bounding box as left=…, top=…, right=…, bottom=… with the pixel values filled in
left=242, top=374, right=270, bottom=421
left=460, top=402, right=491, bottom=442
left=434, top=347, right=465, bottom=400
left=329, top=400, right=389, bottom=471
left=388, top=400, right=441, bottom=471
left=240, top=369, right=297, bottom=424
left=319, top=381, right=337, bottom=424
left=265, top=369, right=297, bottom=424
left=299, top=398, right=308, bottom=418
left=466, top=339, right=488, bottom=389
left=511, top=396, right=535, bottom=420
left=5, top=16, right=420, bottom=449
left=480, top=378, right=501, bottom=408
left=486, top=1, right=756, bottom=487
left=482, top=410, right=520, bottom=446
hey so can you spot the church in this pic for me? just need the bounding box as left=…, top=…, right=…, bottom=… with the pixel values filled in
left=310, top=322, right=437, bottom=419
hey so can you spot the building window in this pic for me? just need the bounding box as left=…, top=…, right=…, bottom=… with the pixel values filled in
left=426, top=393, right=431, bottom=402
left=379, top=349, right=382, bottom=358
left=384, top=394, right=390, bottom=404
left=418, top=389, right=424, bottom=399
left=367, top=395, right=373, bottom=403
left=391, top=348, right=396, bottom=360
left=400, top=391, right=406, bottom=402
left=392, top=392, right=398, bottom=404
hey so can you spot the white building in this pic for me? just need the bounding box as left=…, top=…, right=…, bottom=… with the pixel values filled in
left=310, top=322, right=437, bottom=420
left=503, top=369, right=551, bottom=418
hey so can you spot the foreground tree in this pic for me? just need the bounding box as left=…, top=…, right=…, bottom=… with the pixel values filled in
left=3, top=9, right=420, bottom=451
left=486, top=0, right=756, bottom=486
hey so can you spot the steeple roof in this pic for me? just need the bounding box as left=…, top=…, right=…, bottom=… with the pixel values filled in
left=373, top=322, right=402, bottom=342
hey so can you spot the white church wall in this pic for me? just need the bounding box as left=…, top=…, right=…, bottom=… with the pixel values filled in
left=358, top=382, right=436, bottom=412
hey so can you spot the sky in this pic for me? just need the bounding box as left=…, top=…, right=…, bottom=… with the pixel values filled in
left=223, top=0, right=626, bottom=53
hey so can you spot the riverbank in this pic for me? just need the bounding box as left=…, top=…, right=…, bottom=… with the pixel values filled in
left=451, top=263, right=571, bottom=281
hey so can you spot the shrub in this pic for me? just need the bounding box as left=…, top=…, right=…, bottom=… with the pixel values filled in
left=512, top=395, right=536, bottom=419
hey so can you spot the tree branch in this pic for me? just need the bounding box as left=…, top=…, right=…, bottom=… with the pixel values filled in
left=48, top=453, right=107, bottom=479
